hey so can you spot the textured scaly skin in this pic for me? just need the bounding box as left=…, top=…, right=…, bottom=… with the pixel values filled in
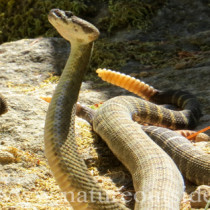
left=142, top=126, right=210, bottom=185
left=44, top=9, right=128, bottom=209
left=77, top=101, right=210, bottom=187
left=93, top=68, right=209, bottom=185
left=44, top=9, right=208, bottom=210
left=96, top=68, right=158, bottom=100
left=93, top=96, right=184, bottom=209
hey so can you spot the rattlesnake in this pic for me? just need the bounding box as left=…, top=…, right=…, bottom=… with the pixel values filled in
left=44, top=9, right=209, bottom=209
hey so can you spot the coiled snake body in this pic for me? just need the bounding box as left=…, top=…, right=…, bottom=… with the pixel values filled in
left=44, top=9, right=210, bottom=209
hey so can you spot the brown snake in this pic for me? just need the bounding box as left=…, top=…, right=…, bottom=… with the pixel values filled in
left=44, top=9, right=209, bottom=209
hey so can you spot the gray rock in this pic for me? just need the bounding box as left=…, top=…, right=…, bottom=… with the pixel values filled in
left=0, top=38, right=69, bottom=80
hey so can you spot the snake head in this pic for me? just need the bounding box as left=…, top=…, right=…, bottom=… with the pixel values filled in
left=48, top=9, right=99, bottom=44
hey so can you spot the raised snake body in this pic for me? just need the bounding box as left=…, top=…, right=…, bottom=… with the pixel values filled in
left=44, top=9, right=210, bottom=209
left=45, top=9, right=127, bottom=210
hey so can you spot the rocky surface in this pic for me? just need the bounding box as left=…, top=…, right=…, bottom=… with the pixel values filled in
left=0, top=38, right=70, bottom=209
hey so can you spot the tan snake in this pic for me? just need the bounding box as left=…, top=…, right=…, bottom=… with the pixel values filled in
left=44, top=9, right=209, bottom=209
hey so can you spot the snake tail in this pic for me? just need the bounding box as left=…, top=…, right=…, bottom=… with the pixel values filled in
left=92, top=70, right=207, bottom=208
left=97, top=68, right=201, bottom=130
left=96, top=68, right=158, bottom=100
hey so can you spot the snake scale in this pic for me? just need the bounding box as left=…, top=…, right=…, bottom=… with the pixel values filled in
left=44, top=9, right=210, bottom=209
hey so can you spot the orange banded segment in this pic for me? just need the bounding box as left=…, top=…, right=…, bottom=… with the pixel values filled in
left=96, top=68, right=157, bottom=100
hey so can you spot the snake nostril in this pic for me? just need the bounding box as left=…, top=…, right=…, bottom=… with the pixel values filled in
left=65, top=11, right=74, bottom=18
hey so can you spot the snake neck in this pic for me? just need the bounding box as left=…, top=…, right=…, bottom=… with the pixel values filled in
left=57, top=42, right=93, bottom=99
left=45, top=42, right=93, bottom=144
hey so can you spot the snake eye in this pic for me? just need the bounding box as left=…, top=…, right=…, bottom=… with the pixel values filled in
left=65, top=11, right=73, bottom=18
left=52, top=9, right=62, bottom=18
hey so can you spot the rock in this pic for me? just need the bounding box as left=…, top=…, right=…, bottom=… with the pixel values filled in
left=175, top=61, right=194, bottom=70
left=0, top=38, right=71, bottom=208
left=0, top=146, right=16, bottom=164
left=142, top=1, right=210, bottom=42
left=0, top=37, right=69, bottom=78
